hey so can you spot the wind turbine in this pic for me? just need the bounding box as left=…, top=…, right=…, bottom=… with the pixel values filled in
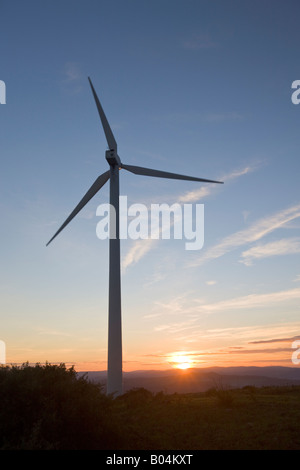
left=46, top=77, right=223, bottom=396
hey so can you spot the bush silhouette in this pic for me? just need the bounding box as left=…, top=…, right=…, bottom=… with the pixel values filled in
left=118, top=387, right=154, bottom=407
left=0, top=363, right=122, bottom=449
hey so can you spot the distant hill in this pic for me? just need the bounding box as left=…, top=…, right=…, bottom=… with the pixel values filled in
left=78, top=366, right=300, bottom=394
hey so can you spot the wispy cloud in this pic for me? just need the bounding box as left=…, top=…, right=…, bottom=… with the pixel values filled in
left=179, top=164, right=256, bottom=203
left=206, top=280, right=217, bottom=286
left=192, top=202, right=300, bottom=266
left=142, top=322, right=300, bottom=366
left=148, top=287, right=300, bottom=348
left=179, top=185, right=213, bottom=203
left=61, top=62, right=83, bottom=94
left=249, top=335, right=300, bottom=344
left=152, top=287, right=300, bottom=323
left=226, top=346, right=292, bottom=355
left=204, top=323, right=300, bottom=342
left=63, top=62, right=82, bottom=82
left=240, top=237, right=300, bottom=266
left=143, top=271, right=167, bottom=288
left=221, top=166, right=258, bottom=182
left=122, top=239, right=157, bottom=272
left=122, top=164, right=258, bottom=270
left=154, top=294, right=194, bottom=316
left=196, top=287, right=300, bottom=314
left=34, top=327, right=73, bottom=337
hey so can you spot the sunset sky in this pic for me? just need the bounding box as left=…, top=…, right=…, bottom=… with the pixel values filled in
left=1, top=0, right=300, bottom=372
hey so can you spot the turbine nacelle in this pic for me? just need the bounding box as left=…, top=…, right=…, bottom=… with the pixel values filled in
left=106, top=149, right=121, bottom=167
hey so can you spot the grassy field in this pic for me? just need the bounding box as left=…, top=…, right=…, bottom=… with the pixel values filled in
left=116, top=385, right=300, bottom=450
left=1, top=364, right=300, bottom=450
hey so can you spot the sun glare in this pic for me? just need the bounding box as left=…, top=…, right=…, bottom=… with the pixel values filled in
left=171, top=354, right=192, bottom=370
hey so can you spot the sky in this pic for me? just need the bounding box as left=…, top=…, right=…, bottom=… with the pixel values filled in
left=1, top=0, right=300, bottom=372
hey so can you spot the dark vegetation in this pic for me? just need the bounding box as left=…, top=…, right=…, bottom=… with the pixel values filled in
left=1, top=363, right=300, bottom=450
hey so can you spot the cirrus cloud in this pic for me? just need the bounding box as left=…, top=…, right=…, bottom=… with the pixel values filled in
left=240, top=237, right=300, bottom=266
left=191, top=203, right=300, bottom=267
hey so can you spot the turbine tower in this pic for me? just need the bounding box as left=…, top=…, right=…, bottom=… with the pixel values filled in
left=46, top=78, right=223, bottom=396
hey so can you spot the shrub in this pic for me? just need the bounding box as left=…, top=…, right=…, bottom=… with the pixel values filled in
left=0, top=363, right=123, bottom=449
left=118, top=387, right=153, bottom=407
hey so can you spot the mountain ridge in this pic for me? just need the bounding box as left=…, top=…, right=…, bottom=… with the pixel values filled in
left=78, top=366, right=300, bottom=394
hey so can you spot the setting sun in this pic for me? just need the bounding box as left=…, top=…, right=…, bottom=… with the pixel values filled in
left=170, top=354, right=192, bottom=370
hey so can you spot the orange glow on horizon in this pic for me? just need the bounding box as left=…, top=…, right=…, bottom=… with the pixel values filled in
left=170, top=354, right=193, bottom=370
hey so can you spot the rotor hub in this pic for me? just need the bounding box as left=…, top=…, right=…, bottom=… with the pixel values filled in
left=106, top=149, right=121, bottom=166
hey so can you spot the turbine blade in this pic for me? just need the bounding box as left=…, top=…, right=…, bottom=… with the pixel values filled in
left=46, top=170, right=110, bottom=246
left=121, top=164, right=223, bottom=184
left=88, top=77, right=117, bottom=151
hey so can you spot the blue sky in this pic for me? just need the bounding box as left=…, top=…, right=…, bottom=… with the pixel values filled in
left=1, top=0, right=300, bottom=371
